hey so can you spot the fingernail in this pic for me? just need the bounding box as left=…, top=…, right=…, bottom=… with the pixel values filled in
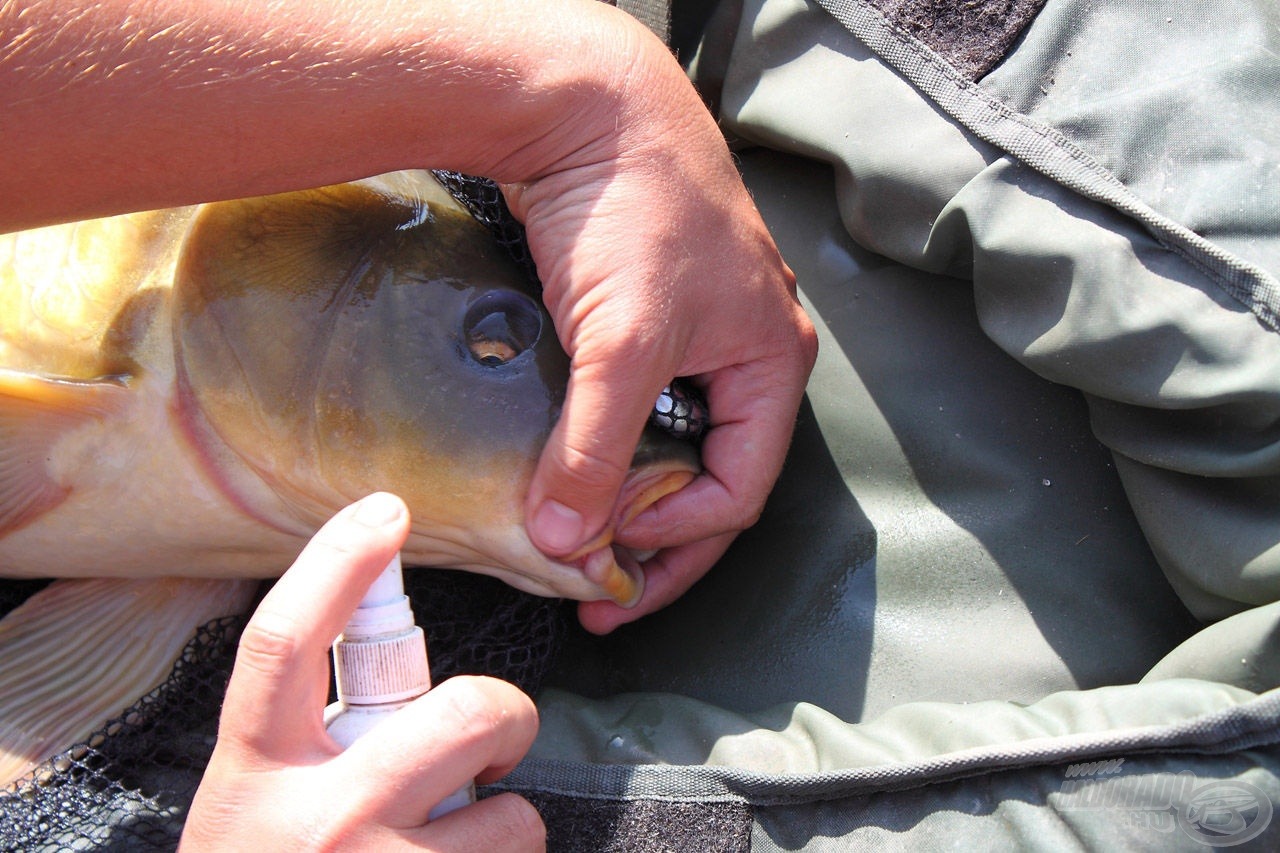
left=531, top=499, right=585, bottom=553
left=351, top=492, right=404, bottom=528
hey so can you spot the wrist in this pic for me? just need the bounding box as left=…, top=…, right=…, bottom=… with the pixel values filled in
left=424, top=0, right=685, bottom=183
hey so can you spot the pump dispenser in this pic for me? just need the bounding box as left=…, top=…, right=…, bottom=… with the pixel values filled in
left=323, top=554, right=476, bottom=818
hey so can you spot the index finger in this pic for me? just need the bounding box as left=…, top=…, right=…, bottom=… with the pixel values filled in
left=525, top=351, right=667, bottom=557
left=217, top=492, right=411, bottom=762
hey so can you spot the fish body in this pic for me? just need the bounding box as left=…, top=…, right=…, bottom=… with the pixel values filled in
left=0, top=171, right=699, bottom=783
left=0, top=171, right=697, bottom=597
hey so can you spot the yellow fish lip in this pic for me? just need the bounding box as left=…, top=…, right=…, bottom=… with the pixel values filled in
left=560, top=463, right=699, bottom=607
left=614, top=465, right=699, bottom=531
left=580, top=545, right=644, bottom=608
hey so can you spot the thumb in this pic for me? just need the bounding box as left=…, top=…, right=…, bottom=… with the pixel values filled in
left=525, top=354, right=663, bottom=558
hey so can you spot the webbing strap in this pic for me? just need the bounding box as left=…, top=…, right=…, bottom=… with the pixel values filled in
left=615, top=0, right=672, bottom=43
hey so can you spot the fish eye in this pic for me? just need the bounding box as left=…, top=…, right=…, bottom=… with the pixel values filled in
left=463, top=290, right=542, bottom=367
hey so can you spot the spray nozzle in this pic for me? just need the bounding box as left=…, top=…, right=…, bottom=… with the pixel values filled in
left=331, top=554, right=431, bottom=705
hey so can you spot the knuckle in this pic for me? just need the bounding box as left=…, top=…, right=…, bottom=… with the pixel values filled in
left=776, top=310, right=818, bottom=367
left=433, top=676, right=535, bottom=753
left=435, top=679, right=507, bottom=743
left=234, top=615, right=300, bottom=675
left=727, top=498, right=766, bottom=533
left=307, top=526, right=366, bottom=561
left=493, top=793, right=548, bottom=850
left=797, top=317, right=819, bottom=366
left=554, top=440, right=631, bottom=495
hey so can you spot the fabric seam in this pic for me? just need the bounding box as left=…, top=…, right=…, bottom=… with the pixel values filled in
left=490, top=688, right=1280, bottom=806
left=813, top=0, right=1280, bottom=332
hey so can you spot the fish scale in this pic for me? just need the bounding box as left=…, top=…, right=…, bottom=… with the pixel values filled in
left=0, top=211, right=190, bottom=380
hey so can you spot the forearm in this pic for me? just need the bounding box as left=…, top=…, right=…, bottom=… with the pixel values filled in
left=0, top=0, right=668, bottom=231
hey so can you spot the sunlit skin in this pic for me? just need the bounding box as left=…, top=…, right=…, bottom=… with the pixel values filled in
left=181, top=493, right=547, bottom=852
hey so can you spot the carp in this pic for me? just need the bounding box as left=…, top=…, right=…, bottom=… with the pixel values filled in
left=0, top=171, right=699, bottom=785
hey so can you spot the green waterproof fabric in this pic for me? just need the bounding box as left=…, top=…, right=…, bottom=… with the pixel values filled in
left=495, top=0, right=1280, bottom=849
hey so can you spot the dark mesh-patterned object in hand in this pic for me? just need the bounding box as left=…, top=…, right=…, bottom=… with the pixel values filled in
left=433, top=170, right=539, bottom=283
left=652, top=382, right=709, bottom=443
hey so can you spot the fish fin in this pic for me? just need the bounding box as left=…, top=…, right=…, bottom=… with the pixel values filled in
left=0, top=369, right=129, bottom=536
left=0, top=576, right=259, bottom=788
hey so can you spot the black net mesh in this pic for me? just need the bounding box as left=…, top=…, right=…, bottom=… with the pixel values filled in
left=407, top=570, right=571, bottom=699
left=432, top=170, right=539, bottom=282
left=0, top=616, right=243, bottom=852
left=0, top=572, right=570, bottom=852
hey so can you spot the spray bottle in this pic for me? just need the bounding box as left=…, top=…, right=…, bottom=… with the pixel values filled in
left=323, top=553, right=476, bottom=819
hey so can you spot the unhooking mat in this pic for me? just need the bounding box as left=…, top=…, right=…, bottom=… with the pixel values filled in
left=4, top=0, right=1280, bottom=850
left=502, top=1, right=1280, bottom=849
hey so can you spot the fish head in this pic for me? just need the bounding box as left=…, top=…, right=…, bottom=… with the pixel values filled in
left=172, top=171, right=699, bottom=604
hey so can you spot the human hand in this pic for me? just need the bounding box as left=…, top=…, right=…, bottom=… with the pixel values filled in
left=181, top=493, right=544, bottom=852
left=503, top=13, right=818, bottom=634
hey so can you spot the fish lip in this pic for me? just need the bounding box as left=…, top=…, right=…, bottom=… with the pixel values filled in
left=614, top=464, right=698, bottom=531
left=562, top=463, right=700, bottom=561
left=578, top=545, right=645, bottom=608
left=560, top=462, right=698, bottom=607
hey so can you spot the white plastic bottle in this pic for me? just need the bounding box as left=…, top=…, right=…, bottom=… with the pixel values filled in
left=323, top=554, right=476, bottom=819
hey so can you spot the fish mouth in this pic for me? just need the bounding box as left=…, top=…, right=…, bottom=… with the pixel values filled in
left=567, top=463, right=698, bottom=607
